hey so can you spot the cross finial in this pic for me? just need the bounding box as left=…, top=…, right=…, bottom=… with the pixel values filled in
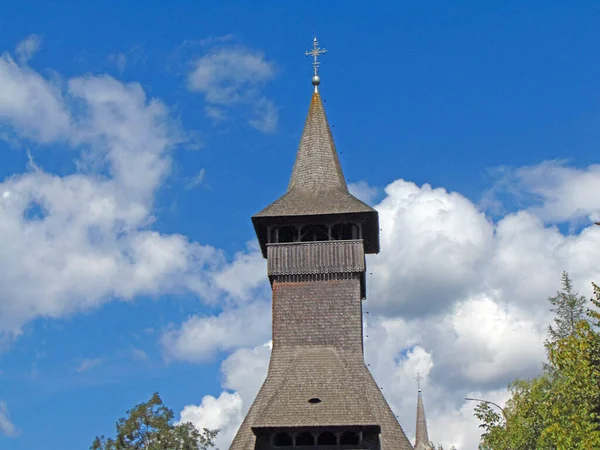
left=414, top=371, right=424, bottom=392
left=305, top=36, right=327, bottom=92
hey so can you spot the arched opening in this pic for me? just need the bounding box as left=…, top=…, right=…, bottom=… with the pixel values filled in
left=278, top=225, right=298, bottom=243
left=300, top=224, right=329, bottom=242
left=331, top=223, right=358, bottom=241
left=268, top=227, right=276, bottom=244
left=272, top=432, right=293, bottom=447
left=339, top=431, right=360, bottom=445
left=317, top=431, right=337, bottom=445
left=295, top=431, right=315, bottom=446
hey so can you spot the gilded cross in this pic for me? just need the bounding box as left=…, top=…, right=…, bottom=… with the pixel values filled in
left=414, top=371, right=423, bottom=392
left=305, top=36, right=327, bottom=77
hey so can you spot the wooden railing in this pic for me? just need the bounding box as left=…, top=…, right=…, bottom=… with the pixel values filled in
left=267, top=240, right=365, bottom=276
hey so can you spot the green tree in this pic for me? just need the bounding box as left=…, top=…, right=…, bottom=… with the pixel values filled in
left=91, top=392, right=218, bottom=450
left=547, top=271, right=586, bottom=342
left=474, top=274, right=600, bottom=450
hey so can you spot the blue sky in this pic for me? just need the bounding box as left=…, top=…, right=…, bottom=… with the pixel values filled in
left=1, top=2, right=600, bottom=449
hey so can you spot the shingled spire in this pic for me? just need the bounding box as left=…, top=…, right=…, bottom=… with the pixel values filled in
left=415, top=388, right=433, bottom=450
left=252, top=43, right=379, bottom=256
left=252, top=91, right=379, bottom=256
left=231, top=38, right=412, bottom=450
left=288, top=91, right=347, bottom=192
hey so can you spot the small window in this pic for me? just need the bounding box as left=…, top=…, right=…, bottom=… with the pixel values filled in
left=317, top=431, right=337, bottom=445
left=295, top=431, right=315, bottom=446
left=308, top=398, right=321, bottom=404
left=272, top=431, right=293, bottom=447
left=340, top=431, right=360, bottom=445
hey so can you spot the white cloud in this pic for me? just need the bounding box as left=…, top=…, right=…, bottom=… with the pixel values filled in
left=0, top=52, right=69, bottom=142
left=0, top=49, right=268, bottom=338
left=220, top=341, right=272, bottom=398
left=248, top=98, right=278, bottom=133
left=178, top=342, right=271, bottom=448
left=445, top=296, right=545, bottom=383
left=484, top=160, right=600, bottom=224
left=15, top=34, right=42, bottom=64
left=187, top=42, right=278, bottom=132
left=349, top=180, right=379, bottom=204
left=204, top=106, right=226, bottom=122
left=160, top=243, right=269, bottom=362
left=179, top=392, right=244, bottom=449
left=0, top=401, right=17, bottom=437
left=186, top=168, right=206, bottom=189
left=371, top=180, right=495, bottom=316
left=211, top=243, right=268, bottom=302
left=131, top=347, right=149, bottom=361
left=188, top=46, right=275, bottom=104
left=75, top=357, right=103, bottom=373
left=161, top=302, right=271, bottom=363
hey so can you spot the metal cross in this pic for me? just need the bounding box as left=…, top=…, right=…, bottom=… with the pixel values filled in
left=414, top=371, right=423, bottom=391
left=305, top=36, right=327, bottom=76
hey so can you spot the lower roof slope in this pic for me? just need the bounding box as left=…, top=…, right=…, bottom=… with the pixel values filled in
left=228, top=347, right=414, bottom=450
left=253, top=347, right=377, bottom=428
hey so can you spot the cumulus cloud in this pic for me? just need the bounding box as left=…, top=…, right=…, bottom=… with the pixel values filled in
left=0, top=48, right=271, bottom=338
left=219, top=341, right=272, bottom=398
left=211, top=243, right=268, bottom=302
left=484, top=160, right=600, bottom=224
left=371, top=180, right=495, bottom=316
left=0, top=401, right=17, bottom=437
left=187, top=41, right=278, bottom=132
left=160, top=243, right=269, bottom=362
left=180, top=392, right=244, bottom=448
left=161, top=301, right=271, bottom=363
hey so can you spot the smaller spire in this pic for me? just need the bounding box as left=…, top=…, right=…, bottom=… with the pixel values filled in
left=415, top=373, right=433, bottom=450
left=305, top=36, right=327, bottom=92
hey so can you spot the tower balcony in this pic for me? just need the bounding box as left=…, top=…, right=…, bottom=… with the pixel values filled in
left=267, top=240, right=366, bottom=298
left=267, top=239, right=365, bottom=276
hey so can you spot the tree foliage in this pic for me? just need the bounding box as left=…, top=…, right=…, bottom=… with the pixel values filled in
left=547, top=271, right=587, bottom=342
left=475, top=274, right=600, bottom=449
left=91, top=393, right=218, bottom=450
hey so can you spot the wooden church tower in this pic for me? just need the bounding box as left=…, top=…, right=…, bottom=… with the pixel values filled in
left=229, top=38, right=414, bottom=450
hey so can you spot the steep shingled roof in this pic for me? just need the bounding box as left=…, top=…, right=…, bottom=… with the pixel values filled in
left=253, top=347, right=377, bottom=428
left=230, top=347, right=415, bottom=450
left=253, top=92, right=375, bottom=218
